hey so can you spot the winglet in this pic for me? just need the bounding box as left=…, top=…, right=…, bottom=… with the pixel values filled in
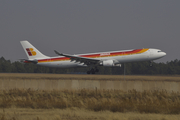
left=54, top=50, right=75, bottom=58
left=54, top=50, right=63, bottom=56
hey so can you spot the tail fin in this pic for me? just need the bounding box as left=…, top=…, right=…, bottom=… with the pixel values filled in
left=20, top=40, right=49, bottom=60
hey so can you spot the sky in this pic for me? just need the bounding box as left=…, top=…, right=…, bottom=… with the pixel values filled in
left=0, top=0, right=180, bottom=63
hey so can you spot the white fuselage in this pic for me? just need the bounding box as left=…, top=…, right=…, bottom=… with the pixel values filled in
left=37, top=48, right=166, bottom=68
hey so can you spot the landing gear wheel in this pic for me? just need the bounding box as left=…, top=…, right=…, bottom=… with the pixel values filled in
left=95, top=69, right=99, bottom=72
left=87, top=68, right=98, bottom=74
left=91, top=70, right=95, bottom=74
left=87, top=71, right=91, bottom=74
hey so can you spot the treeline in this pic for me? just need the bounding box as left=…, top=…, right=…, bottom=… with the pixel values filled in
left=0, top=56, right=179, bottom=75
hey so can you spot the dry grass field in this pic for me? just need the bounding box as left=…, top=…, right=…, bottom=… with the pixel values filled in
left=1, top=108, right=180, bottom=120
left=0, top=89, right=180, bottom=120
left=0, top=73, right=180, bottom=81
left=0, top=89, right=180, bottom=114
left=0, top=73, right=180, bottom=120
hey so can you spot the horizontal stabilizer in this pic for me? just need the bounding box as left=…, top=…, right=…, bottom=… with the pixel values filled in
left=20, top=59, right=38, bottom=64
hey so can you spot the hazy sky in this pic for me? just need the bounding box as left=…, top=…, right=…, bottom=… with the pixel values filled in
left=0, top=1, right=180, bottom=63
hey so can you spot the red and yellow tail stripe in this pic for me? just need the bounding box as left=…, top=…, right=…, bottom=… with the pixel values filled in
left=38, top=48, right=149, bottom=63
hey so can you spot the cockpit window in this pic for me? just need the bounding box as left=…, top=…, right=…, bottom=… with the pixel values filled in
left=158, top=51, right=162, bottom=52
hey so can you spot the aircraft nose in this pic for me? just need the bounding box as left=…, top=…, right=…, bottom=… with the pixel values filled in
left=162, top=52, right=166, bottom=56
left=159, top=52, right=166, bottom=58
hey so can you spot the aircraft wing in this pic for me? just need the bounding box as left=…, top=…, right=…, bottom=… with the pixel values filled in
left=54, top=50, right=100, bottom=65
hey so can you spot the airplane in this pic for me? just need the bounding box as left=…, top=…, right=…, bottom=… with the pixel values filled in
left=20, top=41, right=166, bottom=74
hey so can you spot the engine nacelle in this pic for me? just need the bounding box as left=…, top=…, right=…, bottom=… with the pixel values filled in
left=114, top=64, right=121, bottom=67
left=99, top=60, right=121, bottom=67
left=102, top=60, right=114, bottom=66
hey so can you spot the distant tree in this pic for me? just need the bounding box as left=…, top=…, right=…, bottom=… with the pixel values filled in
left=0, top=57, right=12, bottom=72
left=12, top=61, right=26, bottom=73
left=1, top=56, right=180, bottom=75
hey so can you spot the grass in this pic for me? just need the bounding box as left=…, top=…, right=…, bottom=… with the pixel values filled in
left=1, top=108, right=180, bottom=120
left=0, top=89, right=180, bottom=114
left=0, top=73, right=180, bottom=81
left=0, top=73, right=180, bottom=119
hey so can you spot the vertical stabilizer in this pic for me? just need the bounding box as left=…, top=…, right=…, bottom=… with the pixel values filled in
left=20, top=41, right=49, bottom=60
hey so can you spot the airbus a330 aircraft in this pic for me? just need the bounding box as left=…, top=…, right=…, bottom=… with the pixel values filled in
left=20, top=41, right=166, bottom=74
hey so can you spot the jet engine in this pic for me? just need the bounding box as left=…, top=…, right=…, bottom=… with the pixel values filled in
left=99, top=60, right=121, bottom=67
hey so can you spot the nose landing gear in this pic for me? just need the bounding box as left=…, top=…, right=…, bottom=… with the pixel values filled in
left=150, top=61, right=153, bottom=67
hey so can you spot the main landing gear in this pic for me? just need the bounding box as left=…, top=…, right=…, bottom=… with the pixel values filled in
left=87, top=67, right=99, bottom=74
